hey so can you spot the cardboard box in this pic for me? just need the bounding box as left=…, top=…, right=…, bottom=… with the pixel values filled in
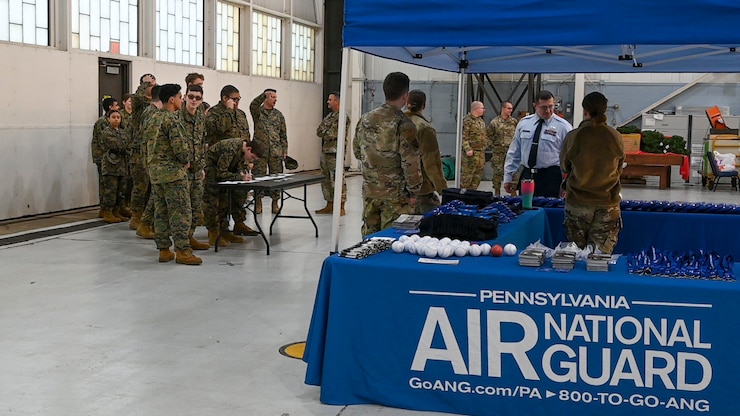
left=621, top=133, right=641, bottom=153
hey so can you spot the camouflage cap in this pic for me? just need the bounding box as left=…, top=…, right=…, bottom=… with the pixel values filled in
left=284, top=156, right=298, bottom=170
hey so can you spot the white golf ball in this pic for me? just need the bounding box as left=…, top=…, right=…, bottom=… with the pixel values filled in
left=479, top=243, right=491, bottom=256
left=504, top=243, right=517, bottom=256
left=392, top=241, right=405, bottom=253
left=469, top=245, right=482, bottom=257
left=454, top=245, right=468, bottom=257
left=424, top=245, right=438, bottom=258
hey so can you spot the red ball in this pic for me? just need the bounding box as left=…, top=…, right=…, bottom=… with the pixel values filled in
left=491, top=244, right=504, bottom=257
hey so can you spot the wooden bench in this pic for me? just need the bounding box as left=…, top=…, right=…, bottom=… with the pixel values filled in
left=620, top=153, right=685, bottom=190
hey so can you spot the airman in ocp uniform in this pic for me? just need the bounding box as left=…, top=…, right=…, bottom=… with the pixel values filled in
left=460, top=101, right=487, bottom=190
left=487, top=101, right=519, bottom=195
left=353, top=72, right=422, bottom=237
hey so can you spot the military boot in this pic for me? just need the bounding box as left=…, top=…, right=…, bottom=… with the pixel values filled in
left=255, top=198, right=263, bottom=214
left=233, top=221, right=259, bottom=236
left=98, top=208, right=104, bottom=218
left=208, top=230, right=229, bottom=247
left=102, top=210, right=122, bottom=224
left=136, top=223, right=155, bottom=239
left=223, top=231, right=245, bottom=244
left=271, top=199, right=280, bottom=214
left=117, top=206, right=132, bottom=218
left=189, top=234, right=211, bottom=250
left=129, top=212, right=141, bottom=230
left=340, top=201, right=346, bottom=216
left=159, top=248, right=175, bottom=263
left=111, top=209, right=126, bottom=221
left=315, top=201, right=333, bottom=214
left=176, top=249, right=202, bottom=265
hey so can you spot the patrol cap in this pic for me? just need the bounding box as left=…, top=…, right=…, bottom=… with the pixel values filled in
left=284, top=156, right=298, bottom=170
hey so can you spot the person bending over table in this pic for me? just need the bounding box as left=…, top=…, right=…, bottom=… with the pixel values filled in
left=560, top=92, right=625, bottom=253
left=203, top=139, right=265, bottom=248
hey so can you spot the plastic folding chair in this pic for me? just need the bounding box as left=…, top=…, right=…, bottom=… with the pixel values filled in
left=706, top=151, right=739, bottom=191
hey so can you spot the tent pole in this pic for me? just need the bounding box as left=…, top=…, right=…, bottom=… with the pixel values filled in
left=330, top=47, right=352, bottom=254
left=454, top=69, right=466, bottom=188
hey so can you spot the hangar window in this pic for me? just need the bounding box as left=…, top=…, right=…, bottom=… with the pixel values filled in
left=251, top=11, right=281, bottom=78
left=215, top=1, right=240, bottom=72
left=156, top=0, right=204, bottom=65
left=1, top=0, right=49, bottom=46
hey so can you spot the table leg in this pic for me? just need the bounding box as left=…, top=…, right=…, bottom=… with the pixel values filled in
left=303, top=184, right=319, bottom=238
left=252, top=191, right=270, bottom=255
left=269, top=190, right=284, bottom=236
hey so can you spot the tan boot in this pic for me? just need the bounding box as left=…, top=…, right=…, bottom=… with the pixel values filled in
left=340, top=201, right=346, bottom=216
left=176, top=249, right=202, bottom=265
left=315, top=201, right=333, bottom=214
left=98, top=208, right=104, bottom=218
left=208, top=230, right=229, bottom=247
left=136, top=223, right=155, bottom=239
left=223, top=231, right=245, bottom=244
left=271, top=199, right=280, bottom=214
left=129, top=212, right=141, bottom=230
left=233, top=221, right=259, bottom=236
left=255, top=198, right=263, bottom=214
left=158, top=248, right=175, bottom=263
left=102, top=210, right=122, bottom=224
left=117, top=206, right=132, bottom=218
left=189, top=235, right=211, bottom=250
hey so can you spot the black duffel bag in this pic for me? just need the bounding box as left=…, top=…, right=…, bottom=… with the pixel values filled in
left=419, top=214, right=498, bottom=241
left=441, top=188, right=494, bottom=208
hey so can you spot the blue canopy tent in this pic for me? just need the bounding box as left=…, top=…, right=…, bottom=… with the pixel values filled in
left=329, top=0, right=740, bottom=250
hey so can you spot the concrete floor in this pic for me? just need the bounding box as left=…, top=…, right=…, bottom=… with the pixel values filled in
left=0, top=174, right=738, bottom=416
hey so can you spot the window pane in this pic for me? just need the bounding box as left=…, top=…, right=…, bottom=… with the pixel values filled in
left=216, top=1, right=239, bottom=72
left=71, top=0, right=138, bottom=56
left=291, top=23, right=315, bottom=82
left=1, top=0, right=48, bottom=46
left=251, top=11, right=281, bottom=78
left=155, top=0, right=204, bottom=65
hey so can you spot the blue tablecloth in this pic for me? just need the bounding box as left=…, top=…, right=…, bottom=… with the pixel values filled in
left=544, top=209, right=740, bottom=258
left=304, top=209, right=740, bottom=416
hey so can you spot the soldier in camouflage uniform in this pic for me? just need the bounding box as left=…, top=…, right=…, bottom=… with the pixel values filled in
left=99, top=110, right=130, bottom=223
left=353, top=72, right=422, bottom=237
left=461, top=101, right=487, bottom=190
left=91, top=97, right=119, bottom=218
left=203, top=139, right=264, bottom=247
left=133, top=85, right=162, bottom=239
left=315, top=91, right=350, bottom=216
left=250, top=89, right=288, bottom=214
left=560, top=92, right=624, bottom=253
left=405, top=90, right=447, bottom=214
left=180, top=84, right=210, bottom=250
left=204, top=85, right=254, bottom=235
left=129, top=75, right=157, bottom=231
left=144, top=84, right=201, bottom=265
left=119, top=93, right=134, bottom=209
left=487, top=101, right=519, bottom=195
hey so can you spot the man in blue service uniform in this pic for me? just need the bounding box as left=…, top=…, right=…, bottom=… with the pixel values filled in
left=503, top=90, right=572, bottom=197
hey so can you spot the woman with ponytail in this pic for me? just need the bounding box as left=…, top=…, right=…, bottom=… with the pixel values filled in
left=560, top=92, right=625, bottom=253
left=405, top=90, right=447, bottom=213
